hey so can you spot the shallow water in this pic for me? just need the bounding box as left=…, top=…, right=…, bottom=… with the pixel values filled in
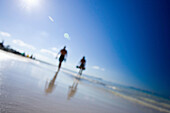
left=0, top=50, right=169, bottom=113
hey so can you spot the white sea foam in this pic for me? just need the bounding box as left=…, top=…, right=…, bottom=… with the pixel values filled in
left=110, top=91, right=170, bottom=113
left=140, top=97, right=170, bottom=109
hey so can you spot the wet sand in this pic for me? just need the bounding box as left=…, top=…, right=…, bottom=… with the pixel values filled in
left=0, top=50, right=166, bottom=113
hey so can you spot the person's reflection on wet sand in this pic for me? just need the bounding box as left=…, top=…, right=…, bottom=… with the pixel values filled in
left=45, top=72, right=58, bottom=94
left=67, top=78, right=79, bottom=100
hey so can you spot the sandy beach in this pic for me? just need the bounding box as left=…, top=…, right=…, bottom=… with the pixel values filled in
left=0, top=50, right=169, bottom=113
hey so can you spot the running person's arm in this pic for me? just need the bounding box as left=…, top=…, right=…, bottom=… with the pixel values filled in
left=76, top=60, right=81, bottom=68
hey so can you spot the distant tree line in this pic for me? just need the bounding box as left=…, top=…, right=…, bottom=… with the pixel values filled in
left=0, top=40, right=35, bottom=60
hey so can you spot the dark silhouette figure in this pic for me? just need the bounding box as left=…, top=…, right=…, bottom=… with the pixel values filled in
left=56, top=46, right=67, bottom=72
left=30, top=54, right=33, bottom=59
left=21, top=52, right=25, bottom=57
left=76, top=56, right=86, bottom=75
left=0, top=40, right=4, bottom=48
left=67, top=78, right=79, bottom=100
left=45, top=72, right=58, bottom=94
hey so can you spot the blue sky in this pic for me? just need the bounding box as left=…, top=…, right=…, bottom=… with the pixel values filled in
left=0, top=0, right=169, bottom=96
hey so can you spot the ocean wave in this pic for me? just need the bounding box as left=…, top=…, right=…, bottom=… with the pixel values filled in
left=110, top=91, right=170, bottom=113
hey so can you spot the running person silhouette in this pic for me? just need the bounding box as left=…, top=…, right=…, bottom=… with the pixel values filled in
left=76, top=56, right=86, bottom=75
left=56, top=46, right=67, bottom=72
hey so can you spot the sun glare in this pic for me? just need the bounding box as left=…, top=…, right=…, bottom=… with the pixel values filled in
left=21, top=0, right=41, bottom=11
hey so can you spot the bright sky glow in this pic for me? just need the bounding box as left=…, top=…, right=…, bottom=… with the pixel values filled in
left=20, top=0, right=41, bottom=11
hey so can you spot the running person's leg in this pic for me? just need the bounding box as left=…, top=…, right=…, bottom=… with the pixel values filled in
left=58, top=61, right=62, bottom=71
left=58, top=55, right=64, bottom=71
left=79, top=69, right=83, bottom=75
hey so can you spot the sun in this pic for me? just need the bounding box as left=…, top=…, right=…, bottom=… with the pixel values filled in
left=21, top=0, right=40, bottom=11
left=25, top=0, right=39, bottom=6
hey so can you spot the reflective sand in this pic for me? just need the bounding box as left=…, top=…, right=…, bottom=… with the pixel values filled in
left=0, top=50, right=166, bottom=113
